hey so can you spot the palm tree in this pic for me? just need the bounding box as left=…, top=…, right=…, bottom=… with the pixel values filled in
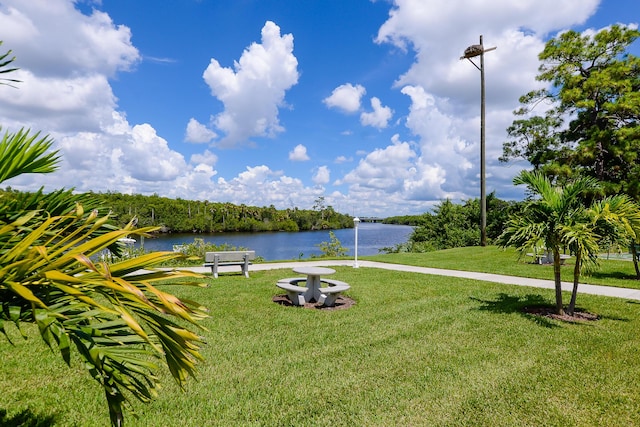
left=499, top=170, right=600, bottom=315
left=565, top=195, right=640, bottom=315
left=561, top=216, right=600, bottom=316
left=566, top=194, right=640, bottom=314
left=0, top=127, right=209, bottom=427
left=0, top=43, right=207, bottom=426
left=0, top=128, right=209, bottom=426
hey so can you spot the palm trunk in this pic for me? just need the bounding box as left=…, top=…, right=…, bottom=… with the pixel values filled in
left=553, top=247, right=565, bottom=315
left=106, top=389, right=125, bottom=427
left=632, top=241, right=640, bottom=279
left=568, top=251, right=581, bottom=316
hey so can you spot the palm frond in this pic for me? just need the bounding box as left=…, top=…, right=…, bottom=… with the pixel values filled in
left=0, top=128, right=60, bottom=183
left=0, top=42, right=20, bottom=87
left=0, top=208, right=208, bottom=424
left=0, top=42, right=207, bottom=425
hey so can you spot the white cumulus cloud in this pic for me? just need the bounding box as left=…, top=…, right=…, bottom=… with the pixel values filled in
left=0, top=0, right=140, bottom=78
left=339, top=136, right=417, bottom=192
left=334, top=155, right=352, bottom=164
left=0, top=1, right=189, bottom=196
left=185, top=118, right=217, bottom=143
left=202, top=21, right=299, bottom=147
left=313, top=166, right=330, bottom=185
left=289, top=144, right=310, bottom=161
left=190, top=149, right=218, bottom=166
left=323, top=83, right=366, bottom=113
left=360, top=97, right=393, bottom=129
left=350, top=0, right=603, bottom=206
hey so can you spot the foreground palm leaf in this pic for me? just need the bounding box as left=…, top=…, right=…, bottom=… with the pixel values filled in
left=0, top=211, right=209, bottom=426
left=0, top=125, right=208, bottom=426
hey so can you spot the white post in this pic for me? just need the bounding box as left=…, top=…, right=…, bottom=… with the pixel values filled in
left=353, top=217, right=360, bottom=268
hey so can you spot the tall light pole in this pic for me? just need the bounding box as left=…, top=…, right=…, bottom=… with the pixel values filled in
left=461, top=35, right=495, bottom=247
left=353, top=216, right=360, bottom=268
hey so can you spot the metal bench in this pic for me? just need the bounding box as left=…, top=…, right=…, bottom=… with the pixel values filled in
left=526, top=252, right=571, bottom=265
left=204, top=250, right=255, bottom=278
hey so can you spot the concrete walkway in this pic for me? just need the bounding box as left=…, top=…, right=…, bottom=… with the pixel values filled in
left=191, top=259, right=640, bottom=301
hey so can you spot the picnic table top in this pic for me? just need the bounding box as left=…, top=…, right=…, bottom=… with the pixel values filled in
left=293, top=266, right=336, bottom=276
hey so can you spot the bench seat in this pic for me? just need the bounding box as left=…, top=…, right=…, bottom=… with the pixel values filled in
left=318, top=279, right=351, bottom=307
left=276, top=279, right=308, bottom=306
left=526, top=252, right=572, bottom=265
left=204, top=250, right=255, bottom=278
left=319, top=278, right=350, bottom=288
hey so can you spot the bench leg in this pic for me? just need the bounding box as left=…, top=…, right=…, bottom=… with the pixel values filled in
left=213, top=256, right=219, bottom=278
left=286, top=291, right=305, bottom=306
left=317, top=293, right=327, bottom=306
left=319, top=292, right=340, bottom=307
left=242, top=256, right=250, bottom=278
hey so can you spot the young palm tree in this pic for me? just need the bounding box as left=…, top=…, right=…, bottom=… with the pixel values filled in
left=0, top=127, right=209, bottom=427
left=0, top=44, right=210, bottom=425
left=561, top=218, right=600, bottom=316
left=498, top=170, right=600, bottom=315
left=0, top=44, right=208, bottom=425
left=564, top=195, right=640, bottom=315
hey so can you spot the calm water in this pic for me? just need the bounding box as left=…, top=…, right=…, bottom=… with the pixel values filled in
left=135, top=222, right=413, bottom=261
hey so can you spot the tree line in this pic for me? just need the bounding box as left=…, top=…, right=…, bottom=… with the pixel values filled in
left=0, top=189, right=354, bottom=233
left=384, top=193, right=524, bottom=252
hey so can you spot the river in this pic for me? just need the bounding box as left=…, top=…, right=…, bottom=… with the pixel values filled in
left=134, top=222, right=413, bottom=261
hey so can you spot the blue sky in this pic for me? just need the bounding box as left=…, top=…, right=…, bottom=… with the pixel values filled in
left=0, top=0, right=638, bottom=217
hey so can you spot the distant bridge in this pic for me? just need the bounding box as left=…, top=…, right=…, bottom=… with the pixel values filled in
left=358, top=217, right=385, bottom=223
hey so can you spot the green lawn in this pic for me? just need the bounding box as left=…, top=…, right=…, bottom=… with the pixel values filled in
left=369, top=246, right=640, bottom=290
left=2, top=263, right=640, bottom=426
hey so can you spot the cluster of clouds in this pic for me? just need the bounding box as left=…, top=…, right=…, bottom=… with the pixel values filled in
left=323, top=83, right=393, bottom=129
left=0, top=0, right=611, bottom=216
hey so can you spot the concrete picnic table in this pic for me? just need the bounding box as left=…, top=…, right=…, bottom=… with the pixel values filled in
left=292, top=265, right=336, bottom=302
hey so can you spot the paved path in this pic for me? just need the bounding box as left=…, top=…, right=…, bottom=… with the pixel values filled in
left=191, top=259, right=640, bottom=301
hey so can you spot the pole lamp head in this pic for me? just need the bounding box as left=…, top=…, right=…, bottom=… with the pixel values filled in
left=353, top=217, right=360, bottom=227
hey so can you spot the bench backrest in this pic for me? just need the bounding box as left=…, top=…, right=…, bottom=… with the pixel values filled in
left=205, top=251, right=256, bottom=263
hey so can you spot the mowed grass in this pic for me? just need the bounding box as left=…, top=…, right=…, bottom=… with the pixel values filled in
left=2, top=264, right=640, bottom=426
left=371, top=246, right=640, bottom=289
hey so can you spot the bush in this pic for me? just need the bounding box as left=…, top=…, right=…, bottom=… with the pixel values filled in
left=315, top=231, right=348, bottom=257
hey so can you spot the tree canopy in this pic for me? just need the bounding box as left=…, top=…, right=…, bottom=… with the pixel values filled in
left=501, top=24, right=640, bottom=198
left=402, top=194, right=521, bottom=252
